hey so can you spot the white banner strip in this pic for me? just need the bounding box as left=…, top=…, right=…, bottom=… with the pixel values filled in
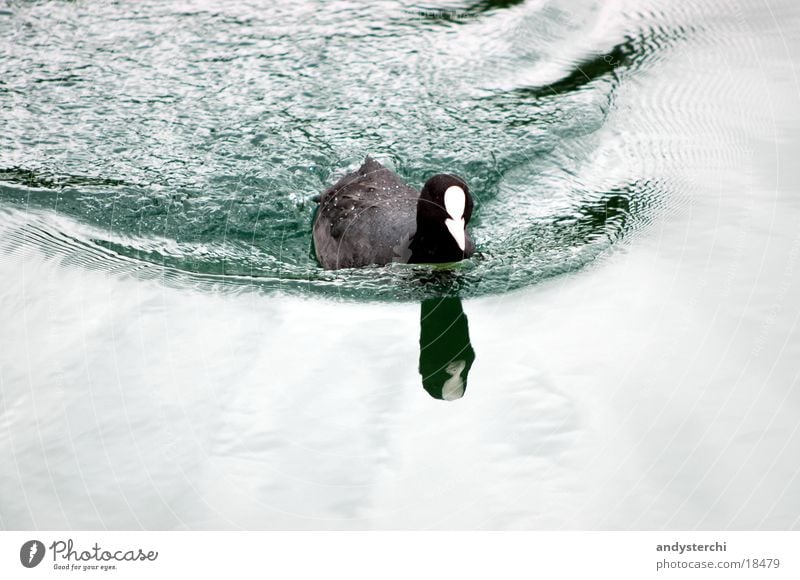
left=1, top=531, right=797, bottom=579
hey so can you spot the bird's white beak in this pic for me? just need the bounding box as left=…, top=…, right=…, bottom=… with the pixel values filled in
left=445, top=217, right=466, bottom=252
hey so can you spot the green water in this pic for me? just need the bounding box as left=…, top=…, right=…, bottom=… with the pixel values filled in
left=2, top=0, right=800, bottom=529
left=0, top=0, right=661, bottom=300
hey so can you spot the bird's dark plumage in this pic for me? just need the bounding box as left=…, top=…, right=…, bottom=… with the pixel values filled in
left=313, top=157, right=474, bottom=269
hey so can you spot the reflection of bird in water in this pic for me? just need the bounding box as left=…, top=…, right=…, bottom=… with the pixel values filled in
left=419, top=297, right=475, bottom=400
left=442, top=359, right=467, bottom=400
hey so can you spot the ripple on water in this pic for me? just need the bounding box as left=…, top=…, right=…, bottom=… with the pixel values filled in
left=0, top=0, right=698, bottom=300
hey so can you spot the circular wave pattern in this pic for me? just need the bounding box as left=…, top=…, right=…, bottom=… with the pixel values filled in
left=0, top=0, right=689, bottom=300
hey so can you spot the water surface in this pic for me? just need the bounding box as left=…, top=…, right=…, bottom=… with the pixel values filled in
left=1, top=0, right=800, bottom=529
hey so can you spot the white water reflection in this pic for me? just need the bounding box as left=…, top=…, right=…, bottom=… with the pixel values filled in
left=2, top=0, right=800, bottom=530
left=2, top=165, right=799, bottom=528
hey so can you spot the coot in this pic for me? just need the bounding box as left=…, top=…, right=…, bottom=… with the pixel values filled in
left=313, top=157, right=474, bottom=269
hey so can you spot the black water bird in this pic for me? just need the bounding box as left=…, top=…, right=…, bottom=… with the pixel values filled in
left=313, top=157, right=474, bottom=269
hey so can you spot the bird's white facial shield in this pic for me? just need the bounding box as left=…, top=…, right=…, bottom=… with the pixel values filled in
left=443, top=185, right=466, bottom=251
